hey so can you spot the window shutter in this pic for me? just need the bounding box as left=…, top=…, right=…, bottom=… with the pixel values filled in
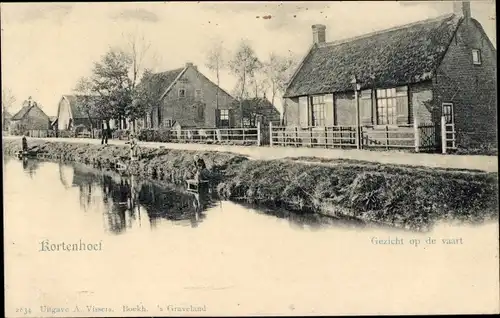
left=229, top=109, right=236, bottom=128
left=360, top=90, right=372, bottom=125
left=298, top=96, right=309, bottom=128
left=396, top=96, right=409, bottom=124
left=324, top=94, right=335, bottom=126
left=215, top=109, right=221, bottom=127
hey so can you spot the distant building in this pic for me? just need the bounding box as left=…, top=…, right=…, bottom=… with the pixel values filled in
left=9, top=97, right=50, bottom=133
left=138, top=62, right=238, bottom=129
left=232, top=96, right=282, bottom=127
left=56, top=95, right=99, bottom=131
left=283, top=1, right=496, bottom=149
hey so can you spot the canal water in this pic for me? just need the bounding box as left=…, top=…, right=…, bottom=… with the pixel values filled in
left=4, top=157, right=499, bottom=316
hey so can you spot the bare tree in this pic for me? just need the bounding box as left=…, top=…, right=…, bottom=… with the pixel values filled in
left=263, top=52, right=299, bottom=108
left=228, top=40, right=262, bottom=127
left=205, top=39, right=227, bottom=110
left=2, top=88, right=16, bottom=114
left=121, top=31, right=161, bottom=130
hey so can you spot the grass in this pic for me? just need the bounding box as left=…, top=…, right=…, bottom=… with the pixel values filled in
left=3, top=138, right=498, bottom=231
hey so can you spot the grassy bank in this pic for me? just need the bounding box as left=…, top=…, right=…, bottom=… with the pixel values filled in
left=3, top=138, right=498, bottom=230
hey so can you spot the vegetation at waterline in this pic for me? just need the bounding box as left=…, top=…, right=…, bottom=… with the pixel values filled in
left=3, top=139, right=498, bottom=230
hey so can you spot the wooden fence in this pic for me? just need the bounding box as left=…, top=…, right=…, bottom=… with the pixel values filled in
left=171, top=123, right=261, bottom=146
left=269, top=122, right=438, bottom=152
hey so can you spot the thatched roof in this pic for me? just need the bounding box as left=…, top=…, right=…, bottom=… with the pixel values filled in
left=284, top=14, right=463, bottom=97
left=11, top=99, right=47, bottom=120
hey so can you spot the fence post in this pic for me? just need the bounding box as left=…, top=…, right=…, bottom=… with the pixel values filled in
left=269, top=122, right=274, bottom=147
left=385, top=125, right=389, bottom=150
left=257, top=121, right=261, bottom=146
left=441, top=116, right=446, bottom=154
left=309, top=127, right=313, bottom=147
left=324, top=126, right=328, bottom=148
left=414, top=117, right=420, bottom=153
left=293, top=127, right=299, bottom=147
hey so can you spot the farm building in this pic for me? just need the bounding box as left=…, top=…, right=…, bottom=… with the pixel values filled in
left=9, top=97, right=50, bottom=134
left=137, top=62, right=238, bottom=129
left=282, top=1, right=496, bottom=151
left=55, top=95, right=99, bottom=131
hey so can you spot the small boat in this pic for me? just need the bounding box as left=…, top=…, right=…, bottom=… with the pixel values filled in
left=17, top=150, right=29, bottom=159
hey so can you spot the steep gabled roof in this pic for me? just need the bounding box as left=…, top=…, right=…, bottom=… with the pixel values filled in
left=137, top=67, right=185, bottom=102
left=139, top=65, right=236, bottom=103
left=284, top=14, right=463, bottom=97
left=11, top=99, right=48, bottom=120
left=60, top=95, right=100, bottom=119
left=3, top=111, right=12, bottom=119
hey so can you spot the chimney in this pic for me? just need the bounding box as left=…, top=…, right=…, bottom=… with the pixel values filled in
left=312, top=24, right=326, bottom=45
left=452, top=1, right=471, bottom=20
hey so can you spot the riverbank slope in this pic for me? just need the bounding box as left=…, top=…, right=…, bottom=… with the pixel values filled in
left=3, top=138, right=498, bottom=230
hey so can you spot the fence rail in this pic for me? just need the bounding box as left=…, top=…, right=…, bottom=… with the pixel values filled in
left=170, top=124, right=261, bottom=145
left=10, top=121, right=442, bottom=153
left=270, top=122, right=437, bottom=152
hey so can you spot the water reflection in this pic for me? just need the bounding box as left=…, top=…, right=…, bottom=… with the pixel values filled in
left=22, top=157, right=39, bottom=178
left=7, top=158, right=376, bottom=236
left=68, top=163, right=211, bottom=234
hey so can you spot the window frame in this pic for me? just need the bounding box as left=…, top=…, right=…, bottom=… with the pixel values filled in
left=310, top=94, right=326, bottom=127
left=472, top=49, right=482, bottom=65
left=375, top=86, right=408, bottom=126
left=441, top=102, right=454, bottom=125
left=178, top=88, right=186, bottom=98
left=195, top=89, right=203, bottom=100
left=219, top=109, right=230, bottom=127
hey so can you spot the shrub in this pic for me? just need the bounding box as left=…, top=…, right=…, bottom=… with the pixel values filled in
left=112, top=129, right=129, bottom=140
left=137, top=128, right=171, bottom=142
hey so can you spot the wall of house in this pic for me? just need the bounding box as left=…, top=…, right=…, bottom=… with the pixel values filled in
left=435, top=18, right=497, bottom=148
left=284, top=83, right=433, bottom=129
left=57, top=98, right=72, bottom=130
left=283, top=97, right=300, bottom=126
left=335, top=92, right=356, bottom=125
left=410, top=81, right=434, bottom=125
left=158, top=66, right=236, bottom=128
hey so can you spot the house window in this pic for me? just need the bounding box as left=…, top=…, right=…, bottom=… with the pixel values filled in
left=195, top=89, right=202, bottom=100
left=310, top=95, right=325, bottom=126
left=442, top=103, right=454, bottom=124
left=178, top=88, right=186, bottom=98
left=472, top=49, right=482, bottom=65
left=165, top=119, right=173, bottom=127
left=376, top=87, right=408, bottom=125
left=219, top=109, right=230, bottom=127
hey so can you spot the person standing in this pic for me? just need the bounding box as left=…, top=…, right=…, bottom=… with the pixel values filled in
left=127, top=133, right=139, bottom=161
left=22, top=134, right=28, bottom=153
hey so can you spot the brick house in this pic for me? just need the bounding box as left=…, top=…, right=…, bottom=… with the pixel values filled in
left=283, top=1, right=496, bottom=149
left=9, top=97, right=50, bottom=133
left=139, top=62, right=238, bottom=129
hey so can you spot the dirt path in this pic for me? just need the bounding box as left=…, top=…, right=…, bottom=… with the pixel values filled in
left=3, top=136, right=497, bottom=172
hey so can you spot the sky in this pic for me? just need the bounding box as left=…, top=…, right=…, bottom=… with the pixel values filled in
left=1, top=1, right=496, bottom=116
